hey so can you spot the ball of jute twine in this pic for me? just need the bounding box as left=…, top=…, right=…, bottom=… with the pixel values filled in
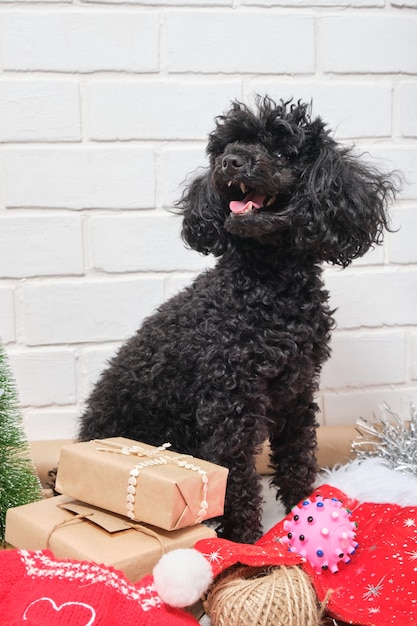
left=204, top=565, right=327, bottom=626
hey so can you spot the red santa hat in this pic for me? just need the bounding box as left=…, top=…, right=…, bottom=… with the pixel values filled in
left=153, top=458, right=417, bottom=626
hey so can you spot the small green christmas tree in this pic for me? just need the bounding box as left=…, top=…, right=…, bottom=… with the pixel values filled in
left=0, top=340, right=42, bottom=545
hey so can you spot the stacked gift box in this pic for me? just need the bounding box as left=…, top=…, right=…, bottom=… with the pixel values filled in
left=5, top=437, right=228, bottom=582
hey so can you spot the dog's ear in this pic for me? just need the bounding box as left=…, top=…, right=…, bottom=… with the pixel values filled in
left=176, top=169, right=231, bottom=257
left=293, top=119, right=399, bottom=267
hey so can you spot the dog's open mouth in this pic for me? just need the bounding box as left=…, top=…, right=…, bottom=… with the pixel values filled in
left=227, top=182, right=276, bottom=215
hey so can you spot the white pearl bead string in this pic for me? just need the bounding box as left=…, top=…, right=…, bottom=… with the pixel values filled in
left=95, top=440, right=209, bottom=524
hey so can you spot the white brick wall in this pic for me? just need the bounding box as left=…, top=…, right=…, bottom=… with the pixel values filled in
left=22, top=278, right=165, bottom=345
left=85, top=81, right=242, bottom=140
left=0, top=0, right=415, bottom=440
left=320, top=14, right=417, bottom=73
left=0, top=12, right=160, bottom=72
left=3, top=147, right=156, bottom=209
left=0, top=215, right=84, bottom=277
left=0, top=80, right=81, bottom=142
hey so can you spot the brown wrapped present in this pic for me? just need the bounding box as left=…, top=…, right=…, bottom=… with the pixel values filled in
left=5, top=495, right=216, bottom=582
left=55, top=438, right=228, bottom=531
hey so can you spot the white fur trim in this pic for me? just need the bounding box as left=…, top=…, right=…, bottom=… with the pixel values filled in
left=316, top=458, right=417, bottom=506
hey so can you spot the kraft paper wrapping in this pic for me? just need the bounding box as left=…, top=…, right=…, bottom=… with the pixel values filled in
left=255, top=425, right=357, bottom=475
left=5, top=495, right=216, bottom=583
left=55, top=438, right=229, bottom=531
left=29, top=438, right=71, bottom=487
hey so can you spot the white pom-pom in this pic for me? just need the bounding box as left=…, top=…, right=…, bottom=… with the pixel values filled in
left=153, top=548, right=213, bottom=607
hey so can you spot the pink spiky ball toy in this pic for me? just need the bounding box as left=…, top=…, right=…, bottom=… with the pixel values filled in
left=281, top=495, right=358, bottom=574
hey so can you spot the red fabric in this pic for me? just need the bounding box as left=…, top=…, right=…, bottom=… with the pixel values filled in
left=0, top=549, right=198, bottom=626
left=195, top=484, right=417, bottom=626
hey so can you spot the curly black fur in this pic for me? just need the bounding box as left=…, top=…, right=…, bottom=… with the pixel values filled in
left=78, top=97, right=398, bottom=543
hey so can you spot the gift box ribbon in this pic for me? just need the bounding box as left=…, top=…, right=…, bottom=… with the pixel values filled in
left=47, top=504, right=167, bottom=557
left=94, top=440, right=210, bottom=524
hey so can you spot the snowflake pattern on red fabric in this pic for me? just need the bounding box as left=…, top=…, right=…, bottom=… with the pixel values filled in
left=195, top=484, right=417, bottom=626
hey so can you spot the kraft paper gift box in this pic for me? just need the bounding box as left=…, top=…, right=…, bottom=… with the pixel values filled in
left=5, top=495, right=216, bottom=583
left=55, top=437, right=229, bottom=531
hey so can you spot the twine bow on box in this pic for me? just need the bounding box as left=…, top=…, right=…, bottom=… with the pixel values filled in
left=94, top=440, right=209, bottom=525
left=48, top=509, right=168, bottom=559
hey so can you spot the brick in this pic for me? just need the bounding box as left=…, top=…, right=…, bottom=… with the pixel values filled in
left=322, top=388, right=417, bottom=426
left=320, top=331, right=406, bottom=389
left=0, top=287, right=15, bottom=343
left=360, top=145, right=417, bottom=201
left=159, top=147, right=207, bottom=208
left=412, top=333, right=417, bottom=380
left=325, top=267, right=417, bottom=328
left=83, top=0, right=232, bottom=6
left=243, top=0, right=384, bottom=6
left=22, top=278, right=165, bottom=345
left=85, top=81, right=242, bottom=141
left=387, top=207, right=417, bottom=264
left=0, top=80, right=80, bottom=142
left=8, top=348, right=76, bottom=406
left=24, top=408, right=78, bottom=441
left=90, top=213, right=212, bottom=272
left=0, top=215, right=83, bottom=277
left=321, top=14, right=417, bottom=73
left=80, top=345, right=119, bottom=400
left=0, top=0, right=67, bottom=3
left=399, top=82, right=417, bottom=137
left=247, top=80, right=392, bottom=138
left=165, top=12, right=314, bottom=74
left=0, top=11, right=159, bottom=72
left=392, top=0, right=417, bottom=6
left=3, top=147, right=155, bottom=209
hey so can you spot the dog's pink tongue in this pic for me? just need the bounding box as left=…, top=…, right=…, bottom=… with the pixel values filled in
left=230, top=191, right=266, bottom=214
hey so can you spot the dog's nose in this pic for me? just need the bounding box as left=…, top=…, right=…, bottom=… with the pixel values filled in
left=222, top=154, right=245, bottom=174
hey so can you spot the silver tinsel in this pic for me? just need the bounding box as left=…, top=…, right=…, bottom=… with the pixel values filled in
left=352, top=402, right=417, bottom=477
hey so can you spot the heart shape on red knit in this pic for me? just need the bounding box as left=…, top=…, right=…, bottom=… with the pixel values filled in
left=23, top=596, right=96, bottom=626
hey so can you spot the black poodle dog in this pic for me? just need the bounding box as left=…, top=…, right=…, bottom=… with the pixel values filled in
left=78, top=97, right=398, bottom=544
